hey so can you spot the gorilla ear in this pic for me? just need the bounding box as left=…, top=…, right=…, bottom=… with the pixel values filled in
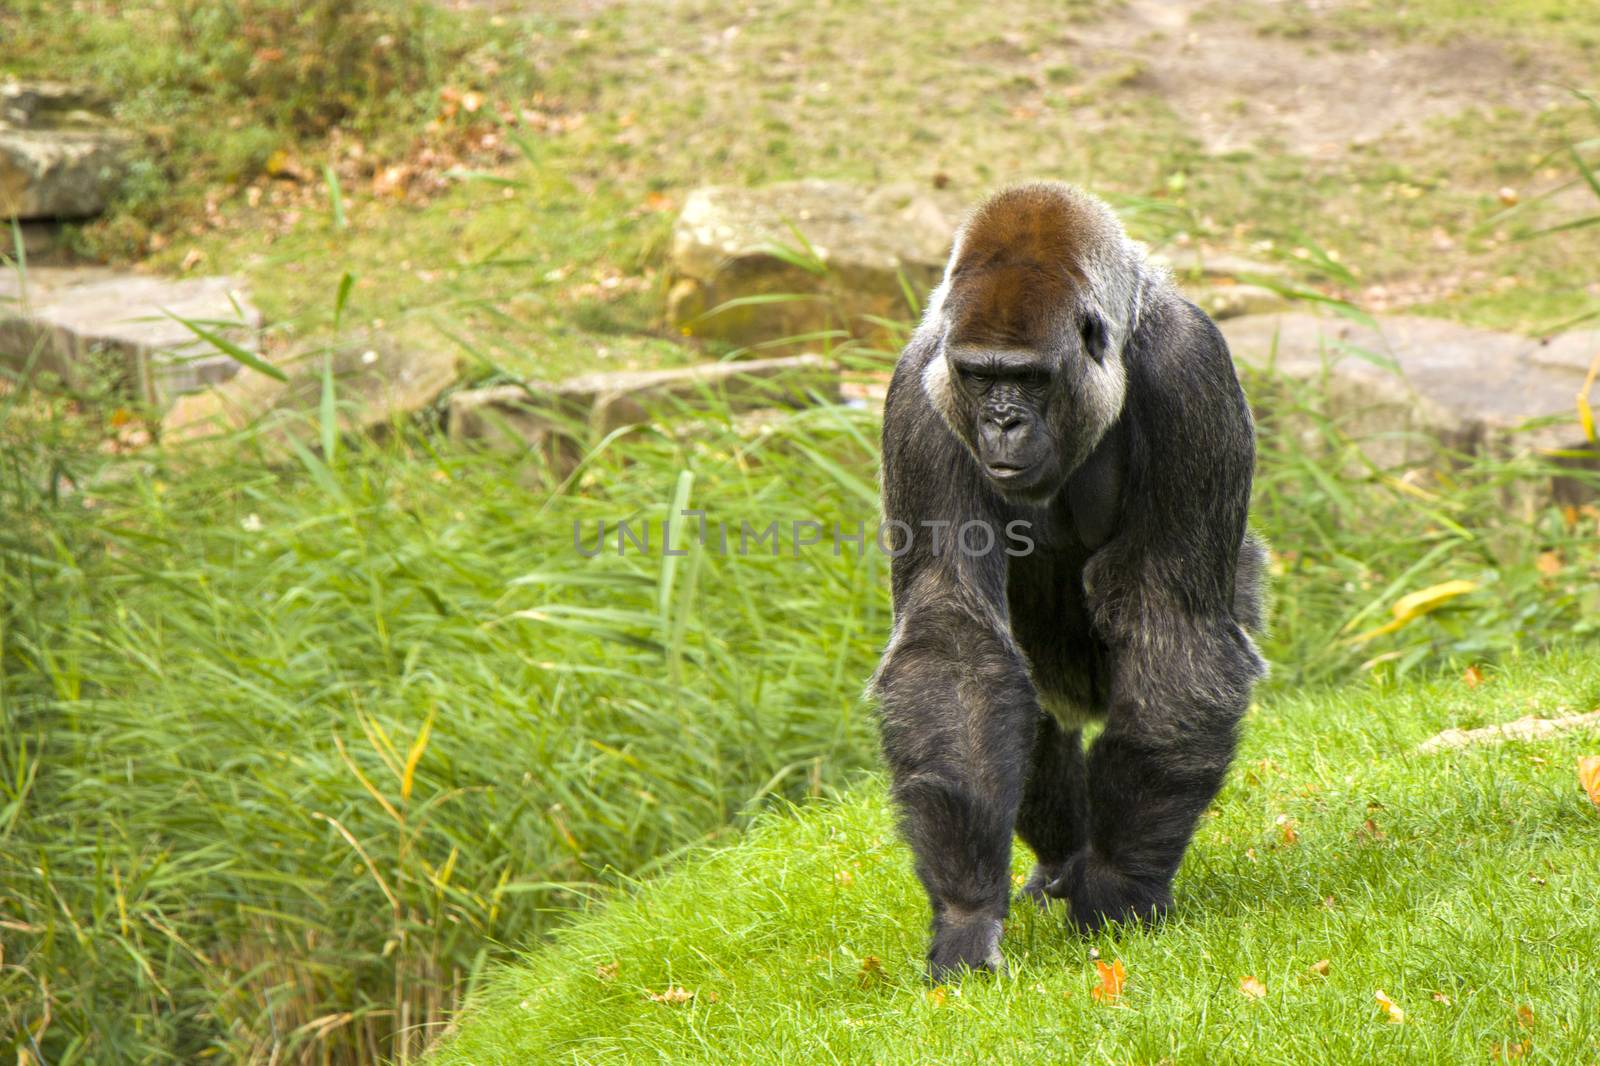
left=1081, top=313, right=1109, bottom=364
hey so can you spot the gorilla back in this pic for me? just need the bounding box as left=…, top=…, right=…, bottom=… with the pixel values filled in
left=872, top=182, right=1267, bottom=981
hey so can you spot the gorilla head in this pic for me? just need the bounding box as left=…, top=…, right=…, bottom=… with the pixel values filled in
left=918, top=184, right=1142, bottom=502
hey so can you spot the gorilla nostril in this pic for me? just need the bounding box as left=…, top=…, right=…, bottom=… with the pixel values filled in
left=989, top=413, right=1025, bottom=433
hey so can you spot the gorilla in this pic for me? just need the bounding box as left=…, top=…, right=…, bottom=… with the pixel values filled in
left=872, top=182, right=1267, bottom=981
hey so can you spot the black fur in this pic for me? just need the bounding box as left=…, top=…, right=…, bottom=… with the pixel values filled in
left=873, top=184, right=1266, bottom=981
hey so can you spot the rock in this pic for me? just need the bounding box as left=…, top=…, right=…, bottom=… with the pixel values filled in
left=163, top=329, right=459, bottom=448
left=0, top=273, right=261, bottom=401
left=1149, top=249, right=1288, bottom=283
left=448, top=354, right=840, bottom=468
left=1, top=82, right=104, bottom=126
left=1188, top=283, right=1291, bottom=321
left=0, top=129, right=134, bottom=220
left=1221, top=311, right=1600, bottom=484
left=1, top=82, right=132, bottom=221
left=1148, top=248, right=1294, bottom=320
left=666, top=181, right=958, bottom=350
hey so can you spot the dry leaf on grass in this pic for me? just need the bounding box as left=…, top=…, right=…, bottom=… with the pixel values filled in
left=1239, top=975, right=1267, bottom=999
left=1578, top=756, right=1600, bottom=808
left=1374, top=989, right=1405, bottom=1023
left=1517, top=1004, right=1536, bottom=1029
left=648, top=986, right=694, bottom=1005
left=1092, top=959, right=1127, bottom=1003
left=857, top=956, right=884, bottom=988
left=1432, top=991, right=1452, bottom=1005
left=926, top=986, right=949, bottom=1007
left=1462, top=665, right=1485, bottom=688
left=1308, top=959, right=1330, bottom=977
left=596, top=961, right=618, bottom=982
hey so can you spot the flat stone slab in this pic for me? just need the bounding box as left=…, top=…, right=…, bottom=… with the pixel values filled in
left=1, top=81, right=106, bottom=128
left=667, top=181, right=958, bottom=350
left=163, top=329, right=459, bottom=450
left=0, top=272, right=261, bottom=400
left=1221, top=310, right=1600, bottom=474
left=448, top=354, right=840, bottom=468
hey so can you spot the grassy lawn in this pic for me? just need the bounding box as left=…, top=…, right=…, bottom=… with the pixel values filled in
left=430, top=648, right=1600, bottom=1065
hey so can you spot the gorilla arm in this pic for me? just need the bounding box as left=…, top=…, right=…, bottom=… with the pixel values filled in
left=874, top=364, right=1041, bottom=979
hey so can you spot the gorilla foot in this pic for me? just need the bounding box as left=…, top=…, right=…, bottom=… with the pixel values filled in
left=926, top=913, right=1006, bottom=983
left=1047, top=851, right=1172, bottom=935
left=1019, top=862, right=1070, bottom=909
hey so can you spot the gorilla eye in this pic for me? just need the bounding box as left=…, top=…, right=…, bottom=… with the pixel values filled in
left=1017, top=367, right=1051, bottom=388
left=1081, top=314, right=1108, bottom=364
left=956, top=365, right=991, bottom=389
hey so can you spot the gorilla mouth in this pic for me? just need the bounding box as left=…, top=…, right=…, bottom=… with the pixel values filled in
left=984, top=462, right=1035, bottom=484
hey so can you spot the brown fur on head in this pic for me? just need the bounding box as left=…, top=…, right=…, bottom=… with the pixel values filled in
left=918, top=182, right=1159, bottom=498
left=941, top=184, right=1105, bottom=351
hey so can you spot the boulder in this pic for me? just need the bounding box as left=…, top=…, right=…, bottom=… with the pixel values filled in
left=1150, top=248, right=1293, bottom=320
left=1188, top=283, right=1291, bottom=321
left=1221, top=311, right=1600, bottom=487
left=0, top=273, right=261, bottom=401
left=1, top=81, right=133, bottom=220
left=163, top=329, right=459, bottom=448
left=666, top=181, right=958, bottom=350
left=448, top=354, right=840, bottom=469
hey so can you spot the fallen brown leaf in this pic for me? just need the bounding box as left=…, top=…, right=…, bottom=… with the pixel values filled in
left=1374, top=989, right=1405, bottom=1023
left=648, top=986, right=694, bottom=1005
left=1516, top=1004, right=1535, bottom=1029
left=1491, top=1039, right=1529, bottom=1060
left=1432, top=991, right=1452, bottom=1005
left=1276, top=815, right=1300, bottom=846
left=1579, top=756, right=1600, bottom=808
left=596, top=961, right=618, bottom=982
left=1535, top=551, right=1563, bottom=577
left=1462, top=665, right=1485, bottom=689
left=1239, top=975, right=1267, bottom=999
left=926, top=986, right=949, bottom=1007
left=858, top=955, right=884, bottom=988
left=1092, top=959, right=1127, bottom=1003
left=1308, top=959, right=1330, bottom=977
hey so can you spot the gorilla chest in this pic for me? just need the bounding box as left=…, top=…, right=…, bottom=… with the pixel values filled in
left=1005, top=540, right=1113, bottom=723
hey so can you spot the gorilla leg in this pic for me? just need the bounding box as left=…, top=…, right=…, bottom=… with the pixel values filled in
left=875, top=603, right=1038, bottom=981
left=1014, top=717, right=1088, bottom=907
left=1051, top=620, right=1258, bottom=932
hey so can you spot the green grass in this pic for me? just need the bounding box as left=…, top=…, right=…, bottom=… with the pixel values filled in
left=429, top=649, right=1600, bottom=1065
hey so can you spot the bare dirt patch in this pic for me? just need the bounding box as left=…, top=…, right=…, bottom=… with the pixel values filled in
left=1073, top=0, right=1570, bottom=158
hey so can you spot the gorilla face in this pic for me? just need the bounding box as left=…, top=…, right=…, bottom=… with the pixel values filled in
left=948, top=346, right=1063, bottom=499
left=937, top=313, right=1121, bottom=503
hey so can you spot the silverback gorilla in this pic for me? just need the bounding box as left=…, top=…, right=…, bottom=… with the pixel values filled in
left=872, top=182, right=1267, bottom=981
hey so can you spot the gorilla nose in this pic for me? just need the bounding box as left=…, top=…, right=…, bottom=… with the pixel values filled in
left=987, top=412, right=1026, bottom=435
